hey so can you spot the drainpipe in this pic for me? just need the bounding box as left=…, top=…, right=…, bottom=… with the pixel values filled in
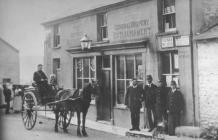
left=189, top=0, right=196, bottom=126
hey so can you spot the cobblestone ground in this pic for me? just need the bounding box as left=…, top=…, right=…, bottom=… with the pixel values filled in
left=0, top=111, right=151, bottom=140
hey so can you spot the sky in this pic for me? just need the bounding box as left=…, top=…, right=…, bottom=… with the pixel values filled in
left=0, top=0, right=89, bottom=84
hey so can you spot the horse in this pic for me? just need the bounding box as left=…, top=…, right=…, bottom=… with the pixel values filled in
left=54, top=82, right=97, bottom=137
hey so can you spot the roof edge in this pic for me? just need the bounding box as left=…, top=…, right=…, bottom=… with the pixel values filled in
left=0, top=37, right=19, bottom=53
left=41, top=0, right=150, bottom=27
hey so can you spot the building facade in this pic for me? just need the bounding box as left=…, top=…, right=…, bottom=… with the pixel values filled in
left=43, top=0, right=217, bottom=129
left=0, top=37, right=20, bottom=85
left=192, top=0, right=218, bottom=128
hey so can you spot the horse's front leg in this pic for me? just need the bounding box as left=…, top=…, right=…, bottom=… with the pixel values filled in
left=77, top=111, right=81, bottom=136
left=82, top=109, right=88, bottom=137
left=63, top=110, right=68, bottom=133
left=54, top=109, right=59, bottom=132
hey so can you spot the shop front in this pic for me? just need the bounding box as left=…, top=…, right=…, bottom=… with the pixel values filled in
left=67, top=40, right=147, bottom=127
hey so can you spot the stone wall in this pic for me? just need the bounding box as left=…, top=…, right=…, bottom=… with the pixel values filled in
left=198, top=40, right=218, bottom=128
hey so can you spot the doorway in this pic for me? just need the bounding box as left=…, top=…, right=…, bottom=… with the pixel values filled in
left=97, top=55, right=111, bottom=121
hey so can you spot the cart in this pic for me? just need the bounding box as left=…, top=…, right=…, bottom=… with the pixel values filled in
left=21, top=86, right=78, bottom=130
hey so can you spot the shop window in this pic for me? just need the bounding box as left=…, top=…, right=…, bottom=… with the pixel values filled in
left=161, top=0, right=176, bottom=32
left=115, top=54, right=143, bottom=105
left=74, top=57, right=96, bottom=89
left=97, top=13, right=108, bottom=41
left=54, top=24, right=60, bottom=47
left=161, top=51, right=179, bottom=87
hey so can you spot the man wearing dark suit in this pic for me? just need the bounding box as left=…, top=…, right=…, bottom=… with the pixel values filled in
left=125, top=78, right=143, bottom=131
left=143, top=75, right=157, bottom=132
left=167, top=80, right=184, bottom=136
left=156, top=77, right=170, bottom=122
left=3, top=83, right=11, bottom=114
left=33, top=64, right=49, bottom=103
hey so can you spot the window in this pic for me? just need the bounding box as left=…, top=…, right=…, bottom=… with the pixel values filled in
left=53, top=58, right=60, bottom=75
left=54, top=24, right=60, bottom=47
left=102, top=55, right=110, bottom=68
left=161, top=0, right=176, bottom=32
left=115, top=54, right=143, bottom=105
left=74, top=57, right=96, bottom=89
left=97, top=13, right=108, bottom=41
left=161, top=51, right=179, bottom=87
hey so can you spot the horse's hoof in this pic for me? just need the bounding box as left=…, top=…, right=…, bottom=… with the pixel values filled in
left=77, top=132, right=82, bottom=137
left=63, top=129, right=68, bottom=133
left=83, top=133, right=88, bottom=137
left=82, top=130, right=88, bottom=137
left=55, top=127, right=58, bottom=133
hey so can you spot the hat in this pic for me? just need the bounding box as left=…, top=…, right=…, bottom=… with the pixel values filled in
left=170, top=80, right=177, bottom=86
left=146, top=75, right=152, bottom=80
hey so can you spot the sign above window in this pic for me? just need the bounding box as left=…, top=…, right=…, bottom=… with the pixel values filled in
left=161, top=36, right=174, bottom=48
left=175, top=35, right=190, bottom=46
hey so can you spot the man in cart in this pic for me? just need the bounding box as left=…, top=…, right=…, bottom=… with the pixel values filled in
left=33, top=64, right=50, bottom=104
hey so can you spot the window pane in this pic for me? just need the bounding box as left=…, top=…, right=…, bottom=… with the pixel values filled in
left=103, top=55, right=110, bottom=68
left=172, top=52, right=179, bottom=73
left=83, top=58, right=89, bottom=78
left=164, top=0, right=175, bottom=8
left=136, top=54, right=143, bottom=80
left=77, top=79, right=82, bottom=89
left=117, top=80, right=125, bottom=104
left=77, top=59, right=82, bottom=78
left=101, top=27, right=108, bottom=39
left=126, top=55, right=134, bottom=79
left=84, top=79, right=90, bottom=86
left=116, top=56, right=125, bottom=79
left=162, top=53, right=170, bottom=74
left=90, top=58, right=95, bottom=78
left=126, top=80, right=132, bottom=88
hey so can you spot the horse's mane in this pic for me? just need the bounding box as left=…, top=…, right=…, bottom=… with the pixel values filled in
left=56, top=88, right=80, bottom=100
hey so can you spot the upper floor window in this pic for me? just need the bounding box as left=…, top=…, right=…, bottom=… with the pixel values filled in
left=161, top=0, right=176, bottom=32
left=97, top=13, right=108, bottom=41
left=54, top=24, right=60, bottom=47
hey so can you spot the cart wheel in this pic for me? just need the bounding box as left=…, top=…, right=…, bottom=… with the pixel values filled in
left=21, top=92, right=37, bottom=130
left=58, top=111, right=73, bottom=129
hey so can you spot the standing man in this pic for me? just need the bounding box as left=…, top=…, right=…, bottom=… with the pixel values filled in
left=33, top=64, right=49, bottom=104
left=125, top=78, right=143, bottom=131
left=3, top=83, right=12, bottom=114
left=156, top=77, right=170, bottom=122
left=143, top=75, right=157, bottom=132
left=167, top=80, right=184, bottom=136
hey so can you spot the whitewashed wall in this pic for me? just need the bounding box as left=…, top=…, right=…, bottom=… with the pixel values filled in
left=198, top=40, right=218, bottom=127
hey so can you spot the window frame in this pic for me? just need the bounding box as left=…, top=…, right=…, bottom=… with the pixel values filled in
left=74, top=57, right=96, bottom=89
left=161, top=51, right=179, bottom=87
left=97, top=13, right=108, bottom=41
left=53, top=24, right=60, bottom=48
left=161, top=0, right=176, bottom=32
left=114, top=54, right=143, bottom=106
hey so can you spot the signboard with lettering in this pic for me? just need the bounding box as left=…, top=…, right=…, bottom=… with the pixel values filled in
left=112, top=19, right=151, bottom=41
left=175, top=35, right=190, bottom=46
left=161, top=37, right=174, bottom=48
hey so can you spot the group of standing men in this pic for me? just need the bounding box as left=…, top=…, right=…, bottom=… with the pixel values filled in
left=125, top=75, right=184, bottom=136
